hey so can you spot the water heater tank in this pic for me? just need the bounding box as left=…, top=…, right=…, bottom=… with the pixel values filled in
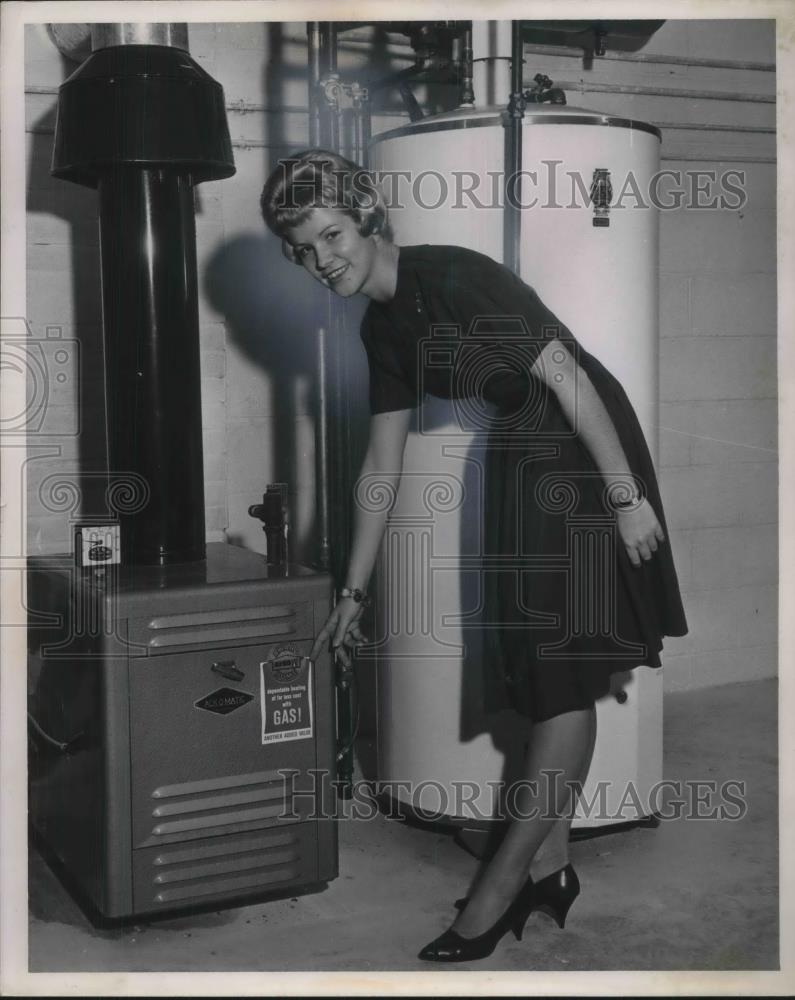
left=368, top=103, right=664, bottom=830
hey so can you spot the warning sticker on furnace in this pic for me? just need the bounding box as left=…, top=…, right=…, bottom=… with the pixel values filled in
left=260, top=645, right=314, bottom=744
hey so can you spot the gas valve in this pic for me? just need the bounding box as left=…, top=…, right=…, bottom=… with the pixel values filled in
left=249, top=483, right=289, bottom=566
left=524, top=74, right=567, bottom=105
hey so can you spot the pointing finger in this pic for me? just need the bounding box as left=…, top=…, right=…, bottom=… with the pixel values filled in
left=333, top=620, right=350, bottom=649
left=310, top=625, right=330, bottom=661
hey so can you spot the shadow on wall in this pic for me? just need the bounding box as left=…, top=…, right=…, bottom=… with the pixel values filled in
left=204, top=232, right=329, bottom=377
left=203, top=232, right=370, bottom=565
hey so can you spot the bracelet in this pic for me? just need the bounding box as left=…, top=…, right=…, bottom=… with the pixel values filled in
left=613, top=493, right=643, bottom=511
left=339, top=587, right=371, bottom=607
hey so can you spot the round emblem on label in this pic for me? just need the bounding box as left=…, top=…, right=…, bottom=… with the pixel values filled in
left=268, top=644, right=303, bottom=683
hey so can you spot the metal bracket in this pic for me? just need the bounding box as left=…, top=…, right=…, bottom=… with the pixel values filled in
left=319, top=74, right=369, bottom=113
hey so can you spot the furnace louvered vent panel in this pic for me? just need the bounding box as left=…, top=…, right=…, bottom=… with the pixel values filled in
left=133, top=826, right=319, bottom=909
left=128, top=603, right=314, bottom=651
left=138, top=769, right=300, bottom=848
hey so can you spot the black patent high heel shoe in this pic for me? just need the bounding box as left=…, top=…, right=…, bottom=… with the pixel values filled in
left=418, top=879, right=537, bottom=963
left=455, top=864, right=580, bottom=929
left=531, top=863, right=580, bottom=929
left=453, top=874, right=532, bottom=914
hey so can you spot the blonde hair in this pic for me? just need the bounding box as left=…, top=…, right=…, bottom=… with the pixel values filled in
left=260, top=149, right=391, bottom=263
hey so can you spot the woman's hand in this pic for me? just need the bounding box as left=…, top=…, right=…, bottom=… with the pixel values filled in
left=310, top=597, right=369, bottom=667
left=616, top=498, right=666, bottom=568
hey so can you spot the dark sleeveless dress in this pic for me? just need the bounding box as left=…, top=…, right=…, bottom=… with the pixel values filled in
left=360, top=244, right=688, bottom=723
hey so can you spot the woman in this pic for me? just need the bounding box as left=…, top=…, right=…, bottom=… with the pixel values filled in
left=260, top=149, right=688, bottom=963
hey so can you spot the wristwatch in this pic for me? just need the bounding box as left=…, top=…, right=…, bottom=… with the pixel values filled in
left=613, top=492, right=644, bottom=511
left=339, top=587, right=372, bottom=607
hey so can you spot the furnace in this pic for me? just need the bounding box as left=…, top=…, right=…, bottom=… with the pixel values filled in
left=28, top=546, right=336, bottom=918
left=27, top=23, right=336, bottom=919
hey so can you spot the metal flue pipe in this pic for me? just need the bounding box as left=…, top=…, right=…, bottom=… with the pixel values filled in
left=51, top=24, right=235, bottom=565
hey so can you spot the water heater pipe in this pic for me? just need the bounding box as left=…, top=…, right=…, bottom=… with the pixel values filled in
left=503, top=21, right=526, bottom=275
left=459, top=24, right=475, bottom=106
left=471, top=20, right=512, bottom=107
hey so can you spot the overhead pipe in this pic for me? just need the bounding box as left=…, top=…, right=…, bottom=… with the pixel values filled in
left=319, top=23, right=340, bottom=151
left=320, top=21, right=338, bottom=73
left=316, top=22, right=348, bottom=586
left=307, top=21, right=323, bottom=147
left=306, top=22, right=331, bottom=572
left=360, top=99, right=372, bottom=158
left=459, top=23, right=475, bottom=106
left=397, top=80, right=425, bottom=122
left=306, top=23, right=356, bottom=794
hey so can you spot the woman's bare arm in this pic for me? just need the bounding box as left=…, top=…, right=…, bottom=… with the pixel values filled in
left=532, top=340, right=665, bottom=567
left=310, top=407, right=413, bottom=662
left=344, top=408, right=414, bottom=591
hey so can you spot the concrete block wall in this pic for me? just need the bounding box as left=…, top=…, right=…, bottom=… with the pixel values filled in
left=24, top=19, right=777, bottom=692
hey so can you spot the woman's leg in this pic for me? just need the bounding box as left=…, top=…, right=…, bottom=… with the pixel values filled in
left=528, top=703, right=597, bottom=883
left=451, top=704, right=596, bottom=938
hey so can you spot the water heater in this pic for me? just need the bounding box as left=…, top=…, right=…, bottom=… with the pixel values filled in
left=368, top=103, right=664, bottom=832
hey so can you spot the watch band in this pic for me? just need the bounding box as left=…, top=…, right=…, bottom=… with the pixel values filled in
left=340, top=587, right=371, bottom=606
left=613, top=493, right=643, bottom=510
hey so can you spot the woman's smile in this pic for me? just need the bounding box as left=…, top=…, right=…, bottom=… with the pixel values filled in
left=324, top=262, right=350, bottom=283
left=285, top=206, right=398, bottom=302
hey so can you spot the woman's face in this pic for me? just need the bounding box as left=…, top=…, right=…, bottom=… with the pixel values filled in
left=286, top=206, right=378, bottom=298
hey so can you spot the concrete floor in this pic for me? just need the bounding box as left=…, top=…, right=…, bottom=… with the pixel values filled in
left=28, top=678, right=778, bottom=973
